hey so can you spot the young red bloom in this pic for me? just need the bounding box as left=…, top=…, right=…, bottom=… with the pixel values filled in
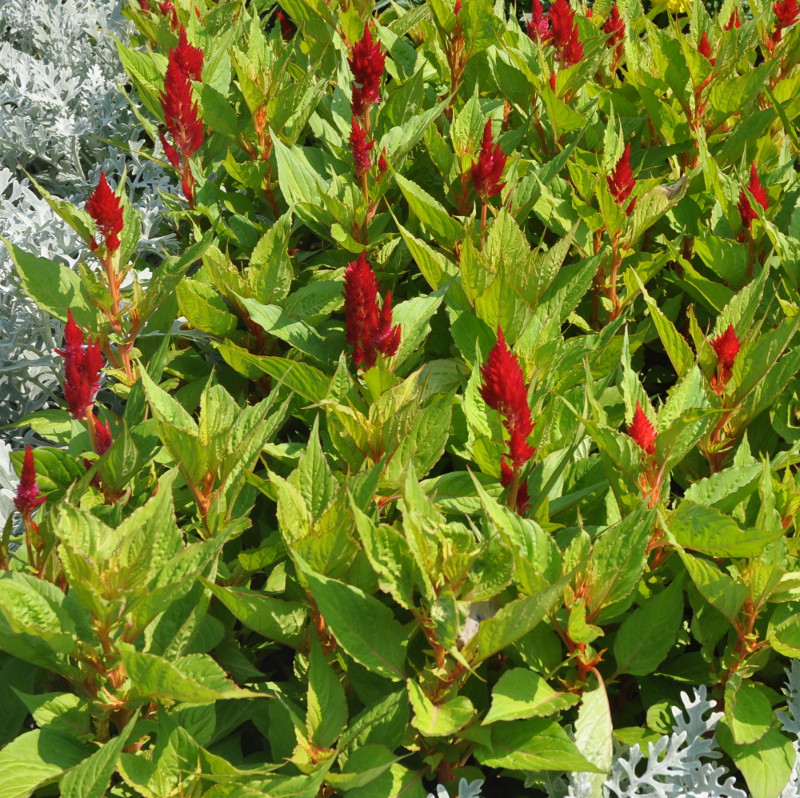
left=471, top=119, right=507, bottom=199
left=608, top=142, right=636, bottom=215
left=738, top=162, right=769, bottom=231
left=602, top=4, right=625, bottom=49
left=711, top=325, right=740, bottom=369
left=480, top=328, right=536, bottom=469
left=628, top=401, right=656, bottom=455
left=527, top=0, right=550, bottom=40
left=561, top=28, right=584, bottom=65
left=173, top=25, right=204, bottom=81
left=14, top=446, right=46, bottom=516
left=774, top=0, right=799, bottom=36
left=378, top=149, right=388, bottom=177
left=139, top=0, right=150, bottom=10
left=725, top=8, right=741, bottom=28
left=454, top=0, right=462, bottom=15
left=343, top=253, right=401, bottom=369
left=85, top=172, right=124, bottom=254
left=350, top=116, right=375, bottom=179
left=276, top=10, right=295, bottom=40
left=94, top=417, right=113, bottom=456
left=157, top=0, right=179, bottom=28
left=548, top=0, right=577, bottom=48
left=698, top=31, right=712, bottom=59
left=56, top=310, right=104, bottom=420
left=348, top=23, right=385, bottom=118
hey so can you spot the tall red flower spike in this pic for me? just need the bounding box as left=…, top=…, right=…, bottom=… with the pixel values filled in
left=56, top=310, right=104, bottom=420
left=548, top=0, right=577, bottom=48
left=455, top=0, right=463, bottom=15
left=710, top=324, right=740, bottom=389
left=725, top=8, right=741, bottom=28
left=603, top=4, right=625, bottom=49
left=737, top=162, right=769, bottom=231
left=628, top=401, right=656, bottom=455
left=527, top=0, right=550, bottom=40
left=698, top=31, right=712, bottom=59
left=173, top=25, right=204, bottom=81
left=350, top=116, right=375, bottom=179
left=348, top=23, right=385, bottom=119
left=607, top=142, right=636, bottom=215
left=14, top=446, right=46, bottom=516
left=471, top=119, right=507, bottom=198
left=158, top=0, right=179, bottom=28
left=774, top=0, right=799, bottom=39
left=561, top=28, right=584, bottom=65
left=159, top=31, right=205, bottom=203
left=343, top=253, right=401, bottom=369
left=86, top=172, right=124, bottom=254
left=94, top=417, right=113, bottom=457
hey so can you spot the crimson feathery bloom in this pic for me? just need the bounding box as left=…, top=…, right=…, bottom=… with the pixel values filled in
left=14, top=446, right=46, bottom=516
left=480, top=329, right=536, bottom=468
left=56, top=310, right=104, bottom=420
left=350, top=116, right=375, bottom=179
left=698, top=31, right=712, bottom=59
left=628, top=401, right=656, bottom=455
left=378, top=149, right=388, bottom=177
left=85, top=172, right=124, bottom=253
left=139, top=0, right=150, bottom=10
left=602, top=4, right=625, bottom=49
left=774, top=0, right=800, bottom=35
left=738, top=162, right=769, bottom=231
left=348, top=23, right=385, bottom=118
left=173, top=25, right=204, bottom=81
left=455, top=0, right=463, bottom=14
left=527, top=0, right=550, bottom=40
left=725, top=8, right=741, bottom=28
left=158, top=0, right=179, bottom=28
left=94, top=417, right=113, bottom=456
left=276, top=10, right=295, bottom=40
left=607, top=142, right=636, bottom=215
left=561, top=28, right=584, bottom=65
left=471, top=119, right=507, bottom=198
left=548, top=0, right=576, bottom=48
left=343, top=253, right=401, bottom=369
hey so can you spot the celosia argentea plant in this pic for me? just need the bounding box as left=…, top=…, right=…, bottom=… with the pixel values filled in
left=3, top=0, right=800, bottom=796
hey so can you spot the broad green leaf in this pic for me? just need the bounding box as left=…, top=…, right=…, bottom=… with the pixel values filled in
left=679, top=550, right=747, bottom=624
left=483, top=668, right=579, bottom=724
left=725, top=677, right=772, bottom=745
left=573, top=675, right=613, bottom=797
left=407, top=680, right=475, bottom=737
left=717, top=722, right=794, bottom=798
left=394, top=173, right=463, bottom=246
left=307, top=640, right=347, bottom=748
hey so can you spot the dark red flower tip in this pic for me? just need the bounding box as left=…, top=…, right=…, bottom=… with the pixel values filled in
left=14, top=446, right=46, bottom=516
left=173, top=25, right=204, bottom=81
left=471, top=119, right=507, bottom=199
left=157, top=0, right=179, bottom=28
left=480, top=328, right=535, bottom=468
left=348, top=23, right=385, bottom=118
left=138, top=0, right=150, bottom=10
left=86, top=172, right=124, bottom=254
left=276, top=10, right=295, bottom=40
left=738, top=162, right=769, bottom=230
left=710, top=324, right=740, bottom=370
left=343, top=253, right=401, bottom=369
left=55, top=310, right=104, bottom=420
left=698, top=31, right=712, bottom=59
left=527, top=0, right=550, bottom=40
left=378, top=148, right=388, bottom=177
left=350, top=116, right=375, bottom=179
left=607, top=142, right=636, bottom=208
left=774, top=0, right=799, bottom=31
left=602, top=4, right=625, bottom=48
left=724, top=7, right=741, bottom=28
left=548, top=0, right=577, bottom=48
left=454, top=0, right=462, bottom=15
left=94, top=416, right=113, bottom=457
left=561, top=27, right=584, bottom=65
left=628, top=401, right=656, bottom=455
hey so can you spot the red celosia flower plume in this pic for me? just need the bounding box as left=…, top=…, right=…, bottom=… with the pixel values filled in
left=14, top=446, right=46, bottom=516
left=56, top=310, right=104, bottom=420
left=561, top=29, right=584, bottom=65
left=94, top=416, right=113, bottom=456
left=480, top=329, right=536, bottom=513
left=86, top=172, right=124, bottom=254
left=710, top=324, right=740, bottom=389
left=774, top=0, right=799, bottom=39
left=698, top=31, right=712, bottom=59
left=627, top=401, right=656, bottom=455
left=348, top=23, right=385, bottom=119
left=157, top=0, right=179, bottom=29
left=548, top=0, right=576, bottom=48
left=159, top=30, right=205, bottom=203
left=276, top=10, right=295, bottom=40
left=527, top=0, right=550, bottom=40
left=725, top=8, right=741, bottom=28
left=607, top=142, right=636, bottom=215
left=471, top=119, right=507, bottom=198
left=738, top=162, right=769, bottom=231
left=603, top=4, right=625, bottom=49
left=350, top=116, right=375, bottom=179
left=343, top=253, right=401, bottom=369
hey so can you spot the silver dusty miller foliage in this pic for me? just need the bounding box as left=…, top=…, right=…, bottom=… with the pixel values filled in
left=428, top=665, right=800, bottom=798
left=0, top=0, right=174, bottom=434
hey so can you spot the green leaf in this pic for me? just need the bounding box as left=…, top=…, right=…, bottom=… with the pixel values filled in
left=717, top=722, right=794, bottom=798
left=176, top=279, right=238, bottom=337
left=613, top=578, right=683, bottom=676
left=668, top=501, right=786, bottom=558
left=0, top=728, right=91, bottom=798
left=407, top=680, right=475, bottom=737
left=301, top=568, right=408, bottom=681
left=474, top=717, right=603, bottom=772
left=679, top=550, right=748, bottom=624
left=724, top=677, right=772, bottom=745
left=307, top=640, right=348, bottom=748
left=573, top=675, right=613, bottom=797
left=324, top=745, right=397, bottom=791
left=394, top=173, right=463, bottom=247
left=483, top=668, right=579, bottom=724
left=201, top=581, right=306, bottom=648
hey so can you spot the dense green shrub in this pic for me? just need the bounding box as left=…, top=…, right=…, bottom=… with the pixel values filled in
left=3, top=0, right=800, bottom=796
